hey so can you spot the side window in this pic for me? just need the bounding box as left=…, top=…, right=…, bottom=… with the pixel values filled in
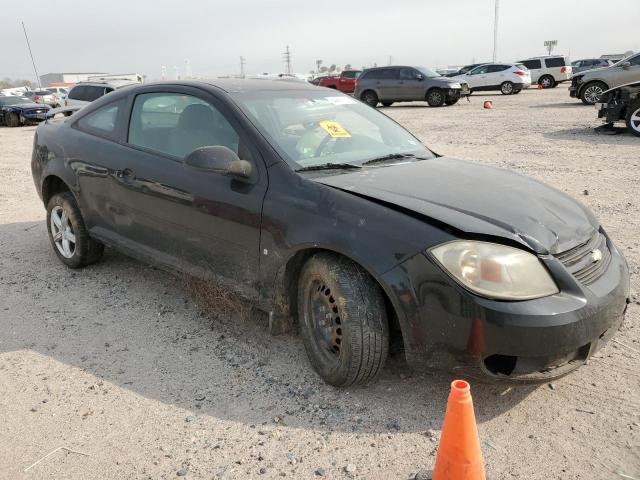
left=521, top=60, right=542, bottom=70
left=128, top=92, right=241, bottom=160
left=85, top=86, right=105, bottom=102
left=379, top=68, right=398, bottom=80
left=399, top=68, right=418, bottom=80
left=75, top=99, right=124, bottom=140
left=470, top=65, right=490, bottom=75
left=544, top=57, right=566, bottom=68
left=487, top=65, right=509, bottom=73
left=628, top=55, right=640, bottom=66
left=360, top=71, right=376, bottom=80
left=68, top=86, right=86, bottom=100
left=342, top=71, right=359, bottom=79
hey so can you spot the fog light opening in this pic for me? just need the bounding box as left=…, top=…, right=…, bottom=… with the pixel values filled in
left=484, top=354, right=517, bottom=376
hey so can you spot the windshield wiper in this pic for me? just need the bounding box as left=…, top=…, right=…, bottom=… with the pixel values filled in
left=295, top=162, right=362, bottom=172
left=362, top=153, right=422, bottom=166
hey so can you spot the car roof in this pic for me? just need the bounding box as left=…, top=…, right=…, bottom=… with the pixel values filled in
left=523, top=55, right=568, bottom=60
left=74, top=80, right=139, bottom=88
left=142, top=78, right=319, bottom=93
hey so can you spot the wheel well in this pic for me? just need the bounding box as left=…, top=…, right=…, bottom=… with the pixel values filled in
left=579, top=79, right=609, bottom=95
left=42, top=175, right=70, bottom=206
left=275, top=248, right=404, bottom=351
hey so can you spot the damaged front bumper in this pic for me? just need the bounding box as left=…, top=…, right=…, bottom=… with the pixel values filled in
left=382, top=235, right=630, bottom=383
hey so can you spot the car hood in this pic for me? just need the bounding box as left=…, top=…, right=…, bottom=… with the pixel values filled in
left=313, top=157, right=598, bottom=255
left=3, top=102, right=48, bottom=109
left=431, top=77, right=464, bottom=87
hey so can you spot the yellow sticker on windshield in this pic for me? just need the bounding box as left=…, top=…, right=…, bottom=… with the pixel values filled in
left=319, top=121, right=352, bottom=138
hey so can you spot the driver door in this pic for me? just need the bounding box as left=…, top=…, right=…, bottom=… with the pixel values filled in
left=106, top=86, right=268, bottom=295
left=465, top=65, right=491, bottom=90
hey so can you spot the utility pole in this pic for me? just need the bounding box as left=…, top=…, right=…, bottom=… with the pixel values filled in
left=161, top=65, right=166, bottom=80
left=240, top=56, right=246, bottom=78
left=184, top=59, right=191, bottom=79
left=316, top=59, right=322, bottom=73
left=388, top=55, right=393, bottom=66
left=493, top=0, right=499, bottom=62
left=282, top=45, right=292, bottom=75
left=21, top=21, right=42, bottom=88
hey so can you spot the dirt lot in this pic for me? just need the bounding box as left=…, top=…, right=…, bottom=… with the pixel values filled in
left=1, top=87, right=639, bottom=480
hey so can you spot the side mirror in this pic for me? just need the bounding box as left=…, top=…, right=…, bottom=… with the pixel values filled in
left=415, top=73, right=424, bottom=81
left=184, top=145, right=253, bottom=181
left=620, top=61, right=631, bottom=69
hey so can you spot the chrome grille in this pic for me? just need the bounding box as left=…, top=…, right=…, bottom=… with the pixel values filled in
left=555, top=233, right=611, bottom=285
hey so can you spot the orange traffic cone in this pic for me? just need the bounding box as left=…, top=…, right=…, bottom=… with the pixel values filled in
left=433, top=380, right=486, bottom=480
left=537, top=83, right=543, bottom=90
left=483, top=101, right=493, bottom=109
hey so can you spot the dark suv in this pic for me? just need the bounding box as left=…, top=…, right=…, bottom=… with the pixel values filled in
left=354, top=66, right=469, bottom=107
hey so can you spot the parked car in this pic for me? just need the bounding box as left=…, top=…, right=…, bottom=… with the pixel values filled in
left=354, top=66, right=469, bottom=107
left=45, top=86, right=70, bottom=96
left=31, top=79, right=629, bottom=386
left=516, top=56, right=572, bottom=88
left=65, top=80, right=138, bottom=110
left=571, top=58, right=614, bottom=74
left=443, top=63, right=487, bottom=77
left=309, top=76, right=328, bottom=86
left=570, top=53, right=640, bottom=105
left=23, top=89, right=59, bottom=107
left=596, top=81, right=640, bottom=136
left=318, top=70, right=362, bottom=93
left=0, top=95, right=50, bottom=126
left=451, top=63, right=531, bottom=95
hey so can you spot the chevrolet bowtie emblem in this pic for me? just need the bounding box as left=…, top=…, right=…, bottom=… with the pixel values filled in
left=591, top=249, right=603, bottom=262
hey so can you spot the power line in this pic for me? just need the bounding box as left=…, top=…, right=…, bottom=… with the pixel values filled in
left=21, top=21, right=42, bottom=88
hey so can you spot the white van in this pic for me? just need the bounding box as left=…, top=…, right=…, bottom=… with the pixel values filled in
left=516, top=56, right=572, bottom=88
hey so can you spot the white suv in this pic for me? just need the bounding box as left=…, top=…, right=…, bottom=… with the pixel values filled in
left=451, top=63, right=531, bottom=95
left=65, top=80, right=138, bottom=109
left=516, top=56, right=572, bottom=88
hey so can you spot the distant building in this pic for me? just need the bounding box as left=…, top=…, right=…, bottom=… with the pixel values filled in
left=39, top=72, right=108, bottom=87
left=600, top=51, right=635, bottom=62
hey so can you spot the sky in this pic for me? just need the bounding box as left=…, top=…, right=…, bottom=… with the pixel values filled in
left=2, top=0, right=639, bottom=82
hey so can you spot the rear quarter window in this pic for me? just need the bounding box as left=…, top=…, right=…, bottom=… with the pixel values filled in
left=68, top=86, right=87, bottom=100
left=75, top=99, right=124, bottom=141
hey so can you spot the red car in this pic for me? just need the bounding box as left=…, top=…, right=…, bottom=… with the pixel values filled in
left=318, top=70, right=362, bottom=93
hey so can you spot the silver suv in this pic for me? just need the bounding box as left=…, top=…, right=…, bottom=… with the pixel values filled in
left=65, top=79, right=138, bottom=109
left=354, top=66, right=470, bottom=107
left=570, top=53, right=640, bottom=105
left=516, top=56, right=572, bottom=88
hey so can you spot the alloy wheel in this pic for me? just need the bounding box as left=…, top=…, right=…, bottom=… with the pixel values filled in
left=50, top=205, right=76, bottom=258
left=540, top=77, right=552, bottom=88
left=629, top=107, right=640, bottom=134
left=584, top=85, right=603, bottom=104
left=501, top=82, right=514, bottom=94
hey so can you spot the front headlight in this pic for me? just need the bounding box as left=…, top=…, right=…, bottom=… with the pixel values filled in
left=430, top=241, right=559, bottom=300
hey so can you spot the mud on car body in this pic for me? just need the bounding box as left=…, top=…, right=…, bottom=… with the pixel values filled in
left=31, top=79, right=630, bottom=386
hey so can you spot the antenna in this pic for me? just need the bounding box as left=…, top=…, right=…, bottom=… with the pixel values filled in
left=240, top=56, right=246, bottom=78
left=493, top=0, right=499, bottom=62
left=282, top=45, right=292, bottom=75
left=21, top=21, right=42, bottom=88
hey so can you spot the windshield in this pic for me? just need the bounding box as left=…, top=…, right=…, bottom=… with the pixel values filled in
left=416, top=67, right=440, bottom=78
left=233, top=90, right=433, bottom=170
left=0, top=96, right=30, bottom=105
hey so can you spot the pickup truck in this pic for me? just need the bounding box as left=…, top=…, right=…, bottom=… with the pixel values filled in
left=318, top=70, right=362, bottom=93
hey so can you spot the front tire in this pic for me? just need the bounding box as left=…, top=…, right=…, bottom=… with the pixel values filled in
left=381, top=101, right=394, bottom=107
left=46, top=192, right=104, bottom=268
left=297, top=253, right=389, bottom=386
left=445, top=97, right=459, bottom=105
left=360, top=90, right=379, bottom=107
left=500, top=81, right=514, bottom=95
left=581, top=81, right=607, bottom=105
left=426, top=88, right=445, bottom=107
left=626, top=101, right=640, bottom=137
left=6, top=112, right=20, bottom=127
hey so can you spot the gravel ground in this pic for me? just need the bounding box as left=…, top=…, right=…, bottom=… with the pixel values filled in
left=0, top=87, right=639, bottom=480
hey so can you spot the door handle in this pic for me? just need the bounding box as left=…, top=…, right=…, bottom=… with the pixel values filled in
left=115, top=168, right=136, bottom=181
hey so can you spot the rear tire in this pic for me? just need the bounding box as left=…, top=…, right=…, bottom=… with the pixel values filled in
left=513, top=89, right=522, bottom=94
left=426, top=88, right=445, bottom=107
left=500, top=81, right=514, bottom=95
left=6, top=112, right=20, bottom=127
left=538, top=75, right=556, bottom=89
left=360, top=90, right=379, bottom=107
left=445, top=97, right=459, bottom=105
left=626, top=101, right=640, bottom=137
left=297, top=253, right=389, bottom=386
left=381, top=101, right=394, bottom=107
left=46, top=192, right=104, bottom=268
left=581, top=81, right=607, bottom=105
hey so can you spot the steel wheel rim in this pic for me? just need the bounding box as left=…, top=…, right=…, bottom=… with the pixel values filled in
left=631, top=108, right=640, bottom=132
left=50, top=205, right=76, bottom=258
left=305, top=279, right=343, bottom=365
left=584, top=86, right=603, bottom=103
left=540, top=77, right=551, bottom=88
